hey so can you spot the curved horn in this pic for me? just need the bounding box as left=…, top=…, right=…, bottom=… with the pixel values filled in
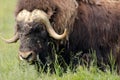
left=0, top=33, right=19, bottom=43
left=31, top=9, right=67, bottom=40
left=1, top=10, right=29, bottom=44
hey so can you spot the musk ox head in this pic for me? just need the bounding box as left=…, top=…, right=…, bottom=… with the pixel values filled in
left=12, top=9, right=67, bottom=63
left=2, top=0, right=78, bottom=65
left=17, top=9, right=67, bottom=63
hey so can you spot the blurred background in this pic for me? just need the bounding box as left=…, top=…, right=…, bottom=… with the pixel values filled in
left=0, top=0, right=18, bottom=78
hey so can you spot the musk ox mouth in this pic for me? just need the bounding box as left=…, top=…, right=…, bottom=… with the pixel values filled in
left=18, top=51, right=42, bottom=65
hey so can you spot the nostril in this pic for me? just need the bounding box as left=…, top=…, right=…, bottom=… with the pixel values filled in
left=20, top=55, right=25, bottom=59
left=26, top=52, right=33, bottom=60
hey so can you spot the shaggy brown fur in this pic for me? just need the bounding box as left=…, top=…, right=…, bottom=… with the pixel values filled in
left=14, top=0, right=120, bottom=74
left=70, top=0, right=120, bottom=73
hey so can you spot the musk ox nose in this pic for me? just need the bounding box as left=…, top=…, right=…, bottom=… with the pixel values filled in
left=19, top=51, right=36, bottom=62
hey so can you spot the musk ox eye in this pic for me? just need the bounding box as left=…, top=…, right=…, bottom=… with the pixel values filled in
left=44, top=8, right=49, bottom=13
left=17, top=23, right=23, bottom=32
left=41, top=30, right=48, bottom=39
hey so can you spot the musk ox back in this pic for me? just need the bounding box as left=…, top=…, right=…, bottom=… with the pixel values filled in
left=2, top=0, right=120, bottom=74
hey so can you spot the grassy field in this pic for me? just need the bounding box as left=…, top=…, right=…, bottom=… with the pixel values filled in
left=0, top=0, right=120, bottom=80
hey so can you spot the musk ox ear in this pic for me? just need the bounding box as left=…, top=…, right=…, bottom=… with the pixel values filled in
left=46, top=8, right=54, bottom=19
left=0, top=32, right=19, bottom=43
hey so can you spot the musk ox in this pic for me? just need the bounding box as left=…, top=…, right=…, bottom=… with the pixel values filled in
left=2, top=0, right=120, bottom=73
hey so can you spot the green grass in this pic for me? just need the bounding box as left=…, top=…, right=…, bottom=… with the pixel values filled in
left=0, top=0, right=120, bottom=80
